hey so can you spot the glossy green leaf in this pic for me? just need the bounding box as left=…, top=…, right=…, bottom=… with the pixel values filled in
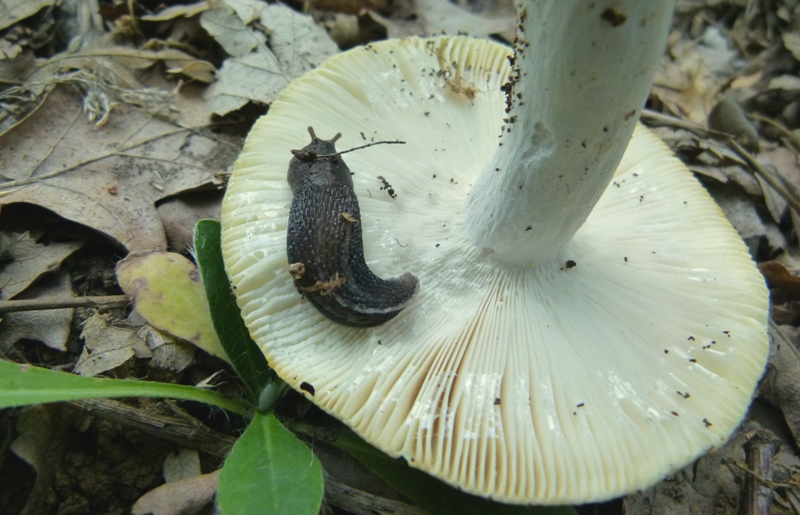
left=193, top=219, right=275, bottom=403
left=218, top=412, right=324, bottom=515
left=296, top=423, right=576, bottom=515
left=0, top=359, right=246, bottom=414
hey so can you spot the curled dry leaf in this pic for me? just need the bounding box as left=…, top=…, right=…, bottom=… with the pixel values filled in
left=140, top=2, right=210, bottom=22
left=0, top=87, right=234, bottom=252
left=116, top=251, right=228, bottom=362
left=0, top=0, right=56, bottom=31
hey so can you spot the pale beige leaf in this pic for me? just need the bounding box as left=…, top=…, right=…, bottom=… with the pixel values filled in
left=200, top=7, right=265, bottom=57
left=371, top=0, right=514, bottom=39
left=138, top=324, right=196, bottom=372
left=768, top=74, right=800, bottom=91
left=0, top=0, right=55, bottom=31
left=9, top=406, right=55, bottom=473
left=140, top=1, right=209, bottom=21
left=132, top=470, right=220, bottom=515
left=226, top=0, right=269, bottom=23
left=163, top=449, right=202, bottom=483
left=74, top=313, right=148, bottom=377
left=783, top=32, right=800, bottom=62
left=755, top=173, right=788, bottom=224
left=205, top=4, right=339, bottom=115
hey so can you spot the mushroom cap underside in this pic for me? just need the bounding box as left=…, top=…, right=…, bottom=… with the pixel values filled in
left=221, top=36, right=769, bottom=504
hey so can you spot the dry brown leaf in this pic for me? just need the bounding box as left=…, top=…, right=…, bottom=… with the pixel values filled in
left=0, top=86, right=234, bottom=251
left=755, top=173, right=788, bottom=224
left=0, top=270, right=74, bottom=352
left=761, top=324, right=800, bottom=448
left=138, top=324, right=195, bottom=373
left=163, top=449, right=202, bottom=483
left=759, top=261, right=800, bottom=302
left=205, top=3, right=339, bottom=115
left=200, top=7, right=264, bottom=58
left=652, top=29, right=735, bottom=123
left=132, top=469, right=220, bottom=515
left=156, top=191, right=222, bottom=253
left=370, top=0, right=515, bottom=40
left=9, top=405, right=55, bottom=474
left=74, top=312, right=150, bottom=377
left=0, top=231, right=83, bottom=300
left=624, top=423, right=746, bottom=514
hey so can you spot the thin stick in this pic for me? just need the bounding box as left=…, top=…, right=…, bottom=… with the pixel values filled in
left=315, top=139, right=406, bottom=159
left=642, top=108, right=800, bottom=217
left=0, top=295, right=129, bottom=314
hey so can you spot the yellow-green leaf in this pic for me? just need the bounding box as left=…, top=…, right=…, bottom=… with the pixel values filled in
left=116, top=251, right=229, bottom=362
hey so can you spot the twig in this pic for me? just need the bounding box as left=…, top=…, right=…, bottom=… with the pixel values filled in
left=641, top=108, right=730, bottom=139
left=65, top=398, right=236, bottom=458
left=0, top=295, right=129, bottom=314
left=325, top=480, right=423, bottom=515
left=742, top=430, right=781, bottom=515
left=642, top=108, right=800, bottom=216
left=316, top=140, right=406, bottom=159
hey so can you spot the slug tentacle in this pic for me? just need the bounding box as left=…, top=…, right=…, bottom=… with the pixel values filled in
left=286, top=127, right=419, bottom=328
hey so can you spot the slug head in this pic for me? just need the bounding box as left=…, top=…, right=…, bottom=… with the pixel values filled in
left=288, top=127, right=353, bottom=192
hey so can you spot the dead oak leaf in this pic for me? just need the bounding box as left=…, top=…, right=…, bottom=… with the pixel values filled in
left=0, top=270, right=74, bottom=352
left=0, top=86, right=235, bottom=251
left=205, top=4, right=339, bottom=115
left=0, top=231, right=82, bottom=300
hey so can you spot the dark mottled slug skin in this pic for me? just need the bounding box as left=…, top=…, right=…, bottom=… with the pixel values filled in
left=286, top=127, right=419, bottom=327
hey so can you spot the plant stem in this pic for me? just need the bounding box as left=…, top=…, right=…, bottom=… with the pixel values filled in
left=466, top=0, right=674, bottom=265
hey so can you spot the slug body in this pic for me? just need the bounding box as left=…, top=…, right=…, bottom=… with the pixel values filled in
left=286, top=128, right=419, bottom=327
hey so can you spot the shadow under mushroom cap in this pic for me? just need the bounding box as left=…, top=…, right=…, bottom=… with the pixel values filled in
left=221, top=36, right=769, bottom=505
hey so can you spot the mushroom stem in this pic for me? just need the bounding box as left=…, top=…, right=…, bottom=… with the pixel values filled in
left=466, top=1, right=674, bottom=265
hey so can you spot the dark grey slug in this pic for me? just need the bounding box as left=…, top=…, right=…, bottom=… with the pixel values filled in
left=286, top=127, right=419, bottom=328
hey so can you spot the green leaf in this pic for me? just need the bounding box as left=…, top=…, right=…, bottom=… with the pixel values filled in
left=218, top=412, right=324, bottom=515
left=193, top=219, right=275, bottom=403
left=116, top=251, right=229, bottom=362
left=0, top=359, right=246, bottom=414
left=296, top=424, right=576, bottom=515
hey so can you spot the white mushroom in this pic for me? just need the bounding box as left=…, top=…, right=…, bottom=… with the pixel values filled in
left=221, top=0, right=769, bottom=505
